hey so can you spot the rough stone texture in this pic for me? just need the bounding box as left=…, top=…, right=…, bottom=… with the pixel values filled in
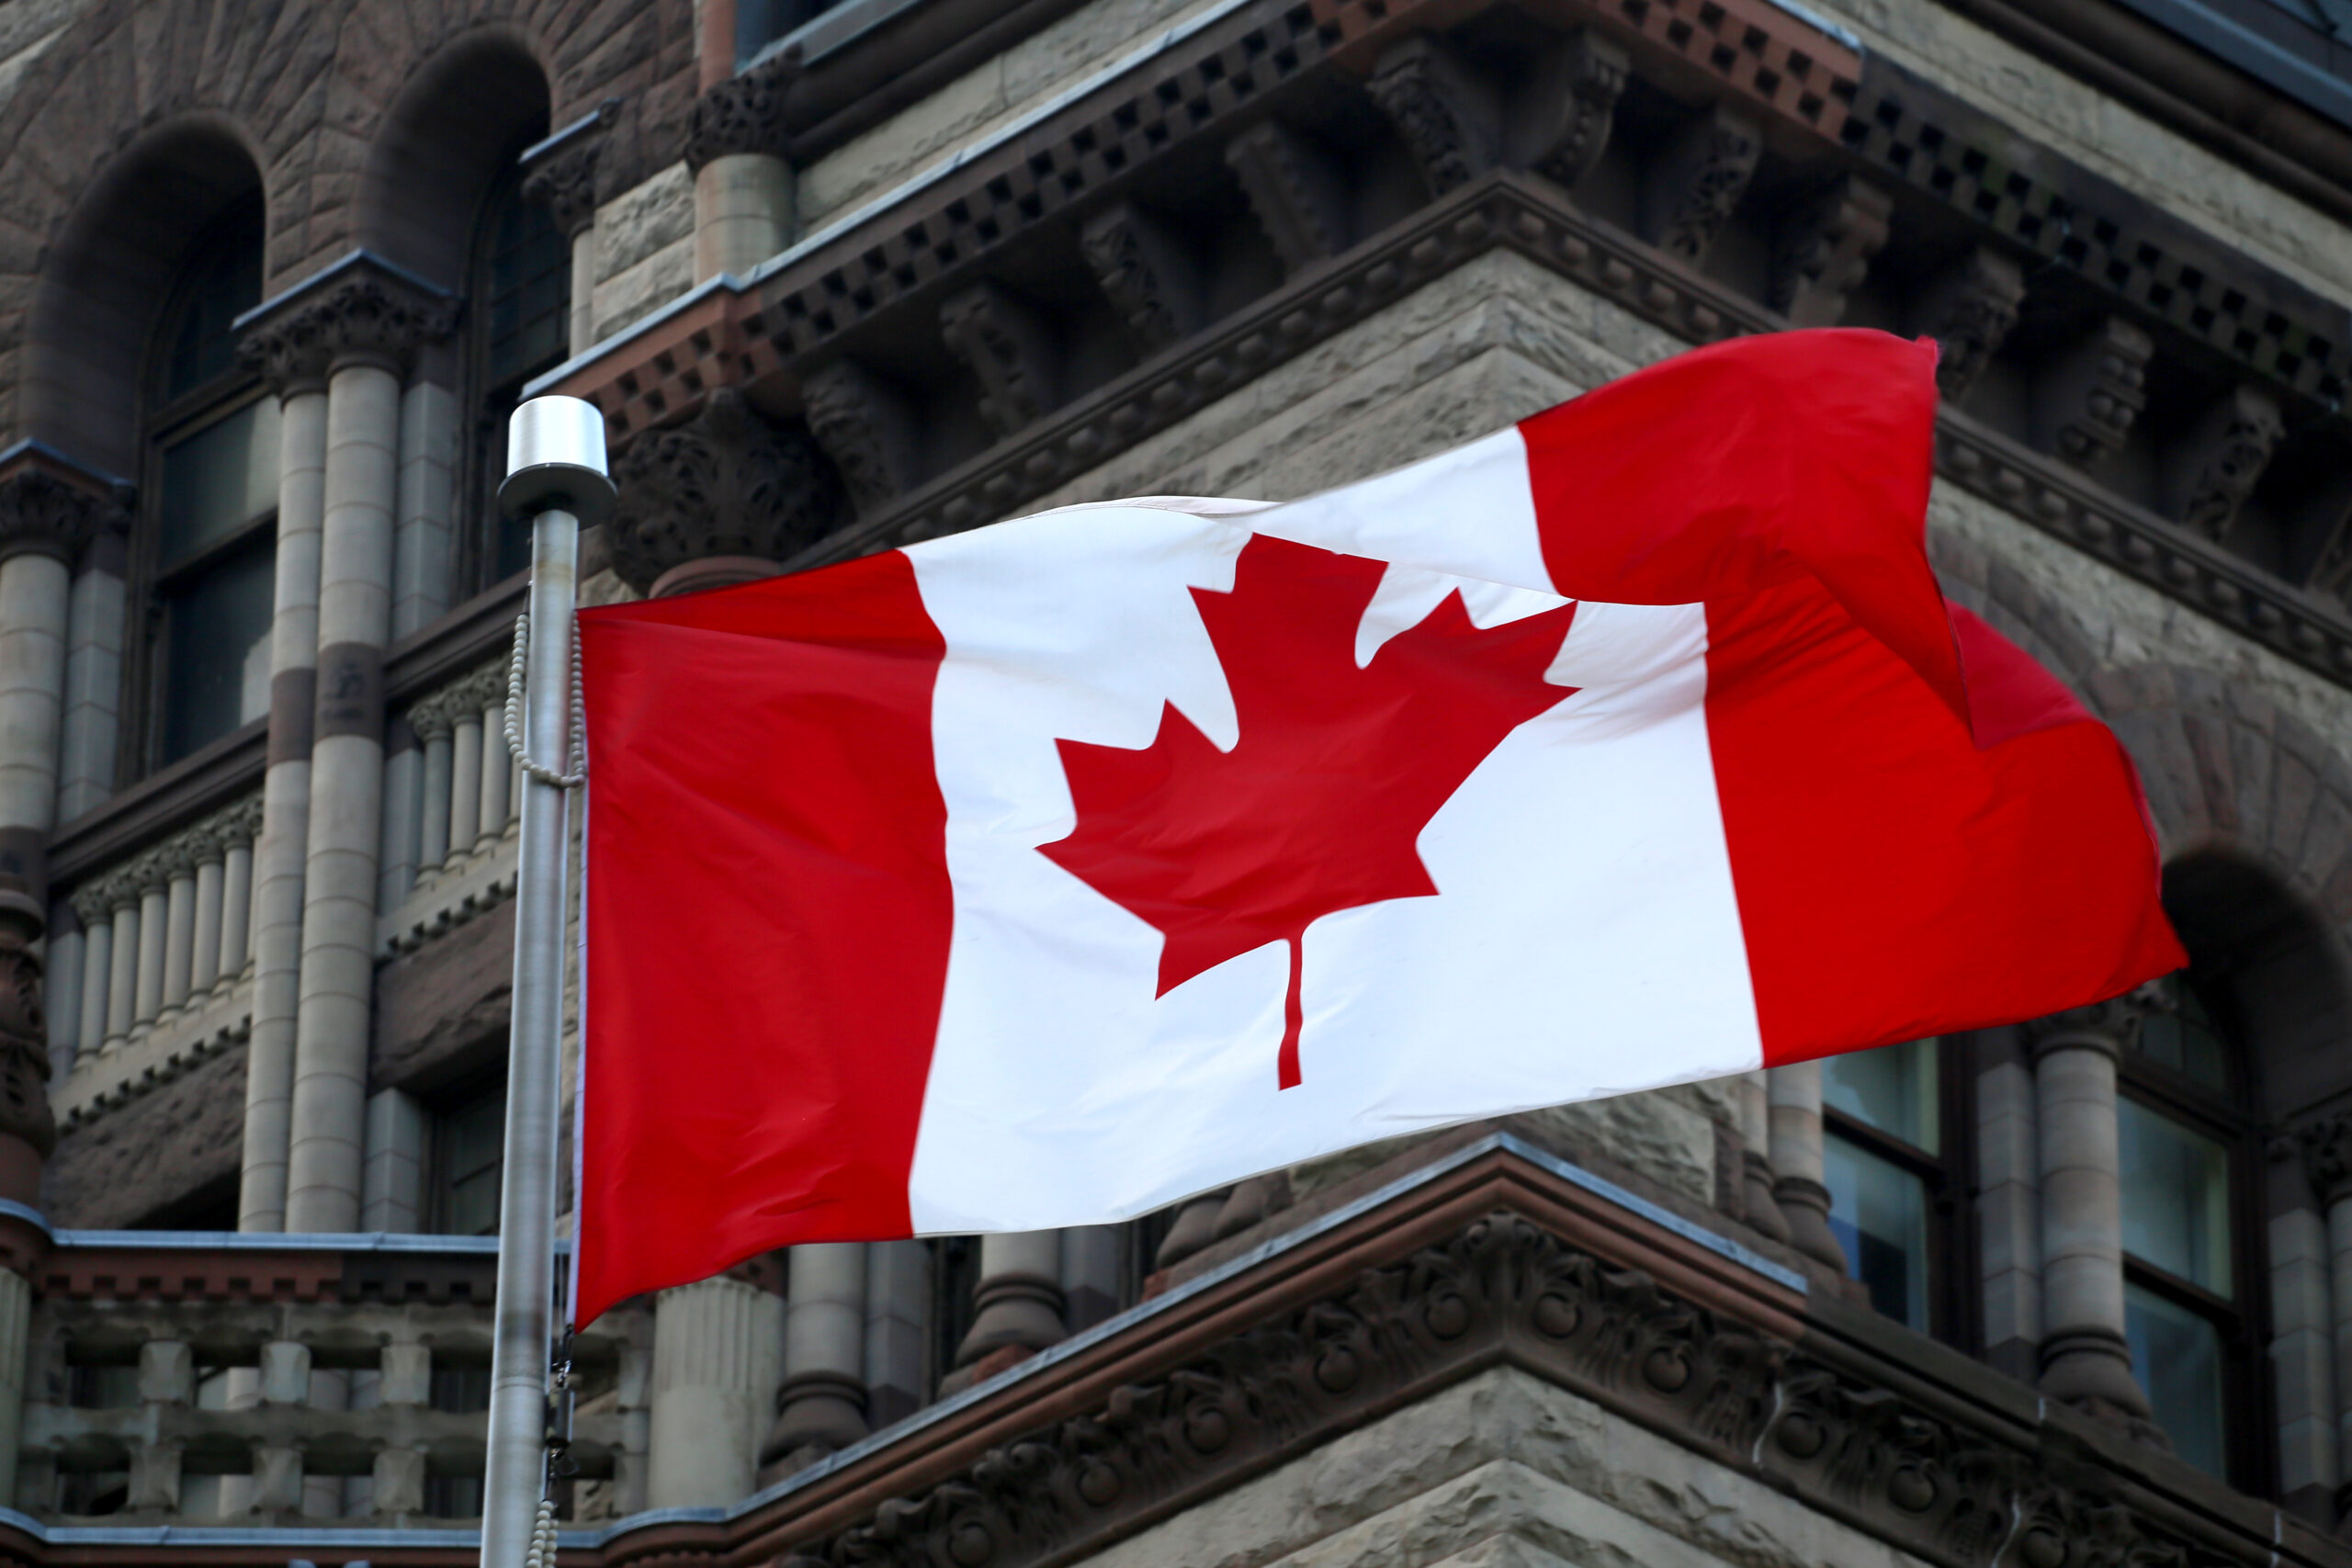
left=797, top=0, right=1236, bottom=228
left=594, top=161, right=697, bottom=340
left=1802, top=0, right=2352, bottom=307
left=1080, top=1366, right=1928, bottom=1568
left=369, top=894, right=513, bottom=1099
left=42, top=1040, right=244, bottom=1227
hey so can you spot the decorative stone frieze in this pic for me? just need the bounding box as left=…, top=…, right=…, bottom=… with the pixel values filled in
left=2169, top=385, right=2284, bottom=542
left=1523, top=29, right=1628, bottom=188
left=607, top=389, right=847, bottom=593
left=0, top=921, right=52, bottom=1166
left=0, top=454, right=129, bottom=570
left=687, top=51, right=799, bottom=171
left=237, top=254, right=460, bottom=389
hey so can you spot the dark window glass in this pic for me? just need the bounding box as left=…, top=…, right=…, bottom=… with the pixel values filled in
left=470, top=166, right=573, bottom=588
left=1821, top=1038, right=1952, bottom=1338
left=484, top=190, right=570, bottom=389
left=436, top=1088, right=507, bottom=1235
left=164, top=213, right=263, bottom=400
left=2132, top=986, right=2231, bottom=1092
left=147, top=199, right=275, bottom=771
left=159, top=534, right=275, bottom=764
left=2126, top=1281, right=2228, bottom=1476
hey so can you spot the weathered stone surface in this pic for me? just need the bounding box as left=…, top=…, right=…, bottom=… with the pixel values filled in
left=1081, top=1369, right=1928, bottom=1568
left=596, top=161, right=695, bottom=288
left=45, top=1040, right=243, bottom=1227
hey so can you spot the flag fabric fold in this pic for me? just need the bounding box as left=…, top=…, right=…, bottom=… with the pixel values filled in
left=571, top=329, right=2183, bottom=1325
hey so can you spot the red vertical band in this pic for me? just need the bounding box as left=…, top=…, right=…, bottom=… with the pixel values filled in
left=573, top=551, right=952, bottom=1325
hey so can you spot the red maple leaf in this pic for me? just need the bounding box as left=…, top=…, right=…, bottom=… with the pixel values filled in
left=1038, top=534, right=1581, bottom=1089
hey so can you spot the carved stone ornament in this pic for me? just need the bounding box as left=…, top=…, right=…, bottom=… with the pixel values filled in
left=1917, top=246, right=2025, bottom=401
left=1225, top=119, right=1351, bottom=275
left=0, top=460, right=129, bottom=569
left=1515, top=28, right=1628, bottom=187
left=524, top=141, right=604, bottom=239
left=940, top=282, right=1059, bottom=437
left=1772, top=175, right=1894, bottom=329
left=687, top=50, right=800, bottom=171
left=1080, top=203, right=1204, bottom=352
left=802, top=358, right=922, bottom=514
left=2033, top=315, right=2154, bottom=472
left=606, top=389, right=848, bottom=592
left=2020, top=979, right=2172, bottom=1062
left=1644, top=103, right=1762, bottom=265
left=2173, top=385, right=2283, bottom=542
left=2299, top=1109, right=2352, bottom=1207
left=1366, top=35, right=1500, bottom=196
left=237, top=254, right=460, bottom=390
left=0, top=925, right=55, bottom=1159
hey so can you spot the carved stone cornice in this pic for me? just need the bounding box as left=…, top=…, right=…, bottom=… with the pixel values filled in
left=235, top=253, right=460, bottom=391
left=0, top=446, right=130, bottom=570
left=0, top=925, right=52, bottom=1164
left=522, top=99, right=622, bottom=239
left=1917, top=247, right=2025, bottom=403
left=687, top=51, right=799, bottom=171
left=2171, top=386, right=2284, bottom=544
left=607, top=389, right=847, bottom=593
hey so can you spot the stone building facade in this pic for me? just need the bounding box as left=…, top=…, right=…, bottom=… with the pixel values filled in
left=0, top=0, right=2343, bottom=1562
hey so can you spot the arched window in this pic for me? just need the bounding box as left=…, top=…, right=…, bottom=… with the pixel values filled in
left=2120, top=975, right=2255, bottom=1481
left=1823, top=1037, right=1966, bottom=1338
left=140, top=196, right=277, bottom=770
left=468, top=158, right=571, bottom=588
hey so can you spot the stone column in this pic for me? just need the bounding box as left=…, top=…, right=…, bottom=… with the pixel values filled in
left=1060, top=1224, right=1125, bottom=1333
left=232, top=321, right=332, bottom=1233
left=762, top=1243, right=867, bottom=1477
left=863, top=1240, right=928, bottom=1428
left=687, top=62, right=794, bottom=282
left=1768, top=1061, right=1848, bottom=1271
left=2300, top=1111, right=2352, bottom=1517
left=55, top=533, right=128, bottom=825
left=2026, top=991, right=2161, bottom=1434
left=648, top=1275, right=782, bottom=1508
left=524, top=103, right=618, bottom=359
left=1977, top=1037, right=2044, bottom=1383
left=267, top=263, right=456, bottom=1235
left=607, top=389, right=845, bottom=599
left=954, top=1231, right=1066, bottom=1374
left=390, top=373, right=458, bottom=639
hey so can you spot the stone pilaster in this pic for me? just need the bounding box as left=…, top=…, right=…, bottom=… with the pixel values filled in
left=2299, top=1109, right=2352, bottom=1521
left=607, top=389, right=846, bottom=596
left=649, top=1275, right=782, bottom=1508
left=2025, top=987, right=2166, bottom=1443
left=952, top=1231, right=1066, bottom=1380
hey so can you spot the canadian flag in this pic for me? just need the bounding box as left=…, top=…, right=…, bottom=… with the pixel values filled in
left=571, top=330, right=2183, bottom=1323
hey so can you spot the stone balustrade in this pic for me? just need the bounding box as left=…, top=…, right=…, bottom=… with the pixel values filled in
left=50, top=795, right=263, bottom=1083
left=18, top=1234, right=650, bottom=1525
left=386, top=660, right=521, bottom=913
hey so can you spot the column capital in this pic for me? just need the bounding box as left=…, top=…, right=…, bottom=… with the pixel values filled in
left=2021, top=980, right=2172, bottom=1063
left=686, top=51, right=799, bottom=171
left=609, top=389, right=846, bottom=595
left=2297, top=1109, right=2352, bottom=1207
left=0, top=443, right=131, bottom=570
left=523, top=99, right=623, bottom=239
left=236, top=251, right=460, bottom=392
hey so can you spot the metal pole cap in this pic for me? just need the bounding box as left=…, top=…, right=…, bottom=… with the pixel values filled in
left=500, top=396, right=618, bottom=529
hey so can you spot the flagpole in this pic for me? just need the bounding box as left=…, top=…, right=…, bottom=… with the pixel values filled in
left=483, top=397, right=615, bottom=1568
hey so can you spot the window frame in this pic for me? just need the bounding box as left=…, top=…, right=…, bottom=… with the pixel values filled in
left=127, top=198, right=277, bottom=780
left=2116, top=978, right=2274, bottom=1492
left=1819, top=1034, right=1979, bottom=1348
